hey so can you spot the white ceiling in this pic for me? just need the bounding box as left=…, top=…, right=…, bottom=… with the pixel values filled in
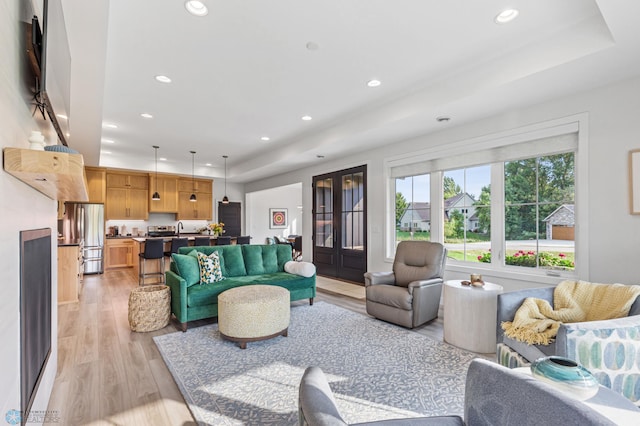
left=61, top=0, right=640, bottom=183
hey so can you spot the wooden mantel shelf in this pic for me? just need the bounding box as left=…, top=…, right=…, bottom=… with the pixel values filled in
left=3, top=148, right=88, bottom=201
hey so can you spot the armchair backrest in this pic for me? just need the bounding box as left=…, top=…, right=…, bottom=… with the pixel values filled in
left=392, top=241, right=446, bottom=287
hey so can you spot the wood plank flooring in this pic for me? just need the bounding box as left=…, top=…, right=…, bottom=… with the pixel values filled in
left=45, top=270, right=483, bottom=425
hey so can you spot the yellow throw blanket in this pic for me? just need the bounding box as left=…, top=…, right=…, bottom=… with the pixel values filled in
left=502, top=280, right=640, bottom=345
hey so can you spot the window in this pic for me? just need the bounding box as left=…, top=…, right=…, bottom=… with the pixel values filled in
left=501, top=152, right=575, bottom=270
left=443, top=165, right=491, bottom=262
left=387, top=121, right=581, bottom=276
left=395, top=174, right=430, bottom=242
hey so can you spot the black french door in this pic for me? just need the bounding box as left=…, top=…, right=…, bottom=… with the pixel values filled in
left=312, top=165, right=367, bottom=283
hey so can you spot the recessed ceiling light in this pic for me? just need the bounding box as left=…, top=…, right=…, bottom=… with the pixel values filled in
left=302, top=115, right=313, bottom=121
left=102, top=122, right=118, bottom=129
left=101, top=151, right=112, bottom=155
left=155, top=75, right=172, bottom=83
left=101, top=139, right=115, bottom=144
left=141, top=113, right=153, bottom=119
left=436, top=116, right=451, bottom=123
left=205, top=163, right=212, bottom=166
left=367, top=79, right=381, bottom=87
left=185, top=0, right=208, bottom=16
left=160, top=157, right=167, bottom=161
left=261, top=136, right=270, bottom=141
left=56, top=113, right=68, bottom=119
left=495, top=9, right=519, bottom=24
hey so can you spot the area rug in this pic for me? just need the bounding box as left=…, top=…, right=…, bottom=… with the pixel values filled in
left=153, top=302, right=479, bottom=425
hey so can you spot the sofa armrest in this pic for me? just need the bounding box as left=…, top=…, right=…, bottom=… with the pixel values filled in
left=407, top=278, right=443, bottom=292
left=165, top=270, right=188, bottom=324
left=557, top=315, right=640, bottom=403
left=364, top=271, right=395, bottom=287
left=497, top=287, right=554, bottom=343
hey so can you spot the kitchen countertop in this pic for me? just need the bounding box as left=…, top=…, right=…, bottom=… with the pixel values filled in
left=57, top=238, right=81, bottom=247
left=132, top=235, right=232, bottom=242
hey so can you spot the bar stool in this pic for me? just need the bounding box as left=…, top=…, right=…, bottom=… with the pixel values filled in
left=216, top=236, right=232, bottom=245
left=139, top=238, right=165, bottom=286
left=164, top=237, right=188, bottom=258
left=194, top=236, right=211, bottom=246
left=236, top=235, right=250, bottom=245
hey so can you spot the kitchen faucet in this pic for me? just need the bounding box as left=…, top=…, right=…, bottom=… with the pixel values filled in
left=177, top=221, right=184, bottom=237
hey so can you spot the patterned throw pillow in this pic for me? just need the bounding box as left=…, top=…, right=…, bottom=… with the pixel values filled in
left=196, top=251, right=224, bottom=284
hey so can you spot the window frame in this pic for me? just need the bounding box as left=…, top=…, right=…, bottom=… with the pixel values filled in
left=385, top=114, right=588, bottom=282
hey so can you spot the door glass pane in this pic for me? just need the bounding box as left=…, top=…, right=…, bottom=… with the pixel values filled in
left=315, top=213, right=333, bottom=248
left=315, top=177, right=333, bottom=248
left=342, top=172, right=364, bottom=251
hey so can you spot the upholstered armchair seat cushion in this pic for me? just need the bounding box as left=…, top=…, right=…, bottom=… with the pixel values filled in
left=366, top=284, right=413, bottom=311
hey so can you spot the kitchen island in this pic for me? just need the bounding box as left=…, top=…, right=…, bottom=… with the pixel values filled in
left=131, top=235, right=238, bottom=280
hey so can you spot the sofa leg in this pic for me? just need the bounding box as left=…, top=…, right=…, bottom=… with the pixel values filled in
left=180, top=322, right=187, bottom=332
left=309, top=297, right=314, bottom=305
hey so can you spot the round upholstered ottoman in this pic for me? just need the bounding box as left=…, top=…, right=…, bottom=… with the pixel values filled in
left=128, top=284, right=171, bottom=332
left=218, top=285, right=290, bottom=349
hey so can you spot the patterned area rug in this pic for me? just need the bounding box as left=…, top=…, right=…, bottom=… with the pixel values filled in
left=153, top=302, right=479, bottom=425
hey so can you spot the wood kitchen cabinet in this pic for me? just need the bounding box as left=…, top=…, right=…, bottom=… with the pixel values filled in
left=105, top=238, right=134, bottom=269
left=106, top=171, right=149, bottom=220
left=177, top=177, right=213, bottom=220
left=85, top=166, right=106, bottom=203
left=148, top=174, right=178, bottom=213
left=58, top=244, right=82, bottom=303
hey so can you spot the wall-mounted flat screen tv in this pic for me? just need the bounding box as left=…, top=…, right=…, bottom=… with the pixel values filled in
left=29, top=0, right=71, bottom=146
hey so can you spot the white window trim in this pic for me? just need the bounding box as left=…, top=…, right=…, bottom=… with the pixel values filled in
left=385, top=113, right=589, bottom=283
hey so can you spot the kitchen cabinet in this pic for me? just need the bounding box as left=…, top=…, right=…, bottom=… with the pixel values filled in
left=85, top=166, right=106, bottom=203
left=106, top=171, right=149, bottom=220
left=178, top=178, right=212, bottom=193
left=177, top=177, right=213, bottom=220
left=106, top=172, right=148, bottom=189
left=105, top=238, right=134, bottom=269
left=58, top=244, right=82, bottom=303
left=148, top=174, right=178, bottom=213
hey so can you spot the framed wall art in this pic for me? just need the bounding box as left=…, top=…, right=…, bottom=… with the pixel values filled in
left=630, top=149, right=640, bottom=214
left=270, top=208, right=288, bottom=228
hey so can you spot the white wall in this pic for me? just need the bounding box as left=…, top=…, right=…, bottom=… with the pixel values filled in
left=246, top=183, right=302, bottom=246
left=1, top=0, right=58, bottom=416
left=245, top=75, right=640, bottom=292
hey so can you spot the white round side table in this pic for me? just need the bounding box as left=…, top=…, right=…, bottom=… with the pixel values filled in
left=443, top=280, right=503, bottom=353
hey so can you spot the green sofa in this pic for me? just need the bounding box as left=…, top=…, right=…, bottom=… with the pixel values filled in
left=165, top=244, right=316, bottom=331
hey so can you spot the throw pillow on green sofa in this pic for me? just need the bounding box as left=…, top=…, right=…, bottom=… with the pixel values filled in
left=171, top=250, right=200, bottom=286
left=196, top=251, right=225, bottom=284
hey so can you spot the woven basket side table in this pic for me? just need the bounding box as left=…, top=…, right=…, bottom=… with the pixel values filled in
left=218, top=285, right=290, bottom=349
left=128, top=284, right=171, bottom=332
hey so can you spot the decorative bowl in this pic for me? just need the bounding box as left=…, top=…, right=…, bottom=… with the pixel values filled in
left=530, top=356, right=599, bottom=400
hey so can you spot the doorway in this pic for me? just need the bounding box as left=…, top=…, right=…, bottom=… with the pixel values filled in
left=312, top=165, right=367, bottom=283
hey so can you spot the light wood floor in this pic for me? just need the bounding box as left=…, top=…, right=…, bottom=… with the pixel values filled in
left=45, top=271, right=476, bottom=425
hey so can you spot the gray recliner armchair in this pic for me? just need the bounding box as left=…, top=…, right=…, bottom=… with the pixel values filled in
left=364, top=241, right=446, bottom=328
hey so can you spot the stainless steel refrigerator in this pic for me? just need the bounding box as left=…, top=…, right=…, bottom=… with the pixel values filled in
left=63, top=203, right=104, bottom=274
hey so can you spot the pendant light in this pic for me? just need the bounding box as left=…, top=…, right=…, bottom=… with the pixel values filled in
left=222, top=155, right=229, bottom=204
left=189, top=150, right=197, bottom=202
left=151, top=145, right=161, bottom=201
